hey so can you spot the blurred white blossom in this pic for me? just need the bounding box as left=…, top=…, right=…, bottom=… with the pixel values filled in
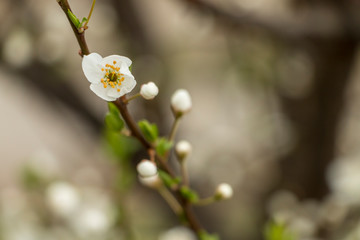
left=3, top=28, right=33, bottom=67
left=158, top=226, right=197, bottom=240
left=46, top=181, right=80, bottom=217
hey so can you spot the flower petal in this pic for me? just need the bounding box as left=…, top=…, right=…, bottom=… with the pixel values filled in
left=82, top=53, right=104, bottom=84
left=107, top=88, right=122, bottom=98
left=119, top=62, right=133, bottom=77
left=120, top=76, right=137, bottom=95
left=90, top=83, right=117, bottom=101
left=102, top=55, right=132, bottom=67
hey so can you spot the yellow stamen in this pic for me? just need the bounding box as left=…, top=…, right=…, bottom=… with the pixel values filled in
left=117, top=89, right=120, bottom=92
left=113, top=61, right=117, bottom=64
left=101, top=68, right=104, bottom=71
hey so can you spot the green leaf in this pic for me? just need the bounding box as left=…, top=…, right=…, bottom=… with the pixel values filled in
left=67, top=9, right=81, bottom=28
left=104, top=131, right=139, bottom=162
left=105, top=103, right=124, bottom=132
left=20, top=166, right=45, bottom=190
left=198, top=230, right=220, bottom=240
left=129, top=64, right=133, bottom=72
left=264, top=221, right=295, bottom=240
left=138, top=120, right=158, bottom=143
left=158, top=170, right=180, bottom=188
left=156, top=138, right=173, bottom=157
left=180, top=186, right=199, bottom=203
left=108, top=102, right=120, bottom=115
left=80, top=17, right=88, bottom=26
left=105, top=113, right=124, bottom=132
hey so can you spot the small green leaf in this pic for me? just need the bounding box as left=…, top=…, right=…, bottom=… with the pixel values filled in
left=264, top=221, right=295, bottom=240
left=156, top=138, right=173, bottom=156
left=105, top=103, right=124, bottom=132
left=138, top=120, right=158, bottom=143
left=129, top=64, right=133, bottom=72
left=108, top=102, right=120, bottom=115
left=104, top=131, right=139, bottom=162
left=180, top=186, right=199, bottom=203
left=67, top=9, right=81, bottom=28
left=198, top=230, right=220, bottom=240
left=80, top=17, right=88, bottom=27
left=21, top=166, right=45, bottom=190
left=105, top=113, right=124, bottom=132
left=158, top=170, right=180, bottom=188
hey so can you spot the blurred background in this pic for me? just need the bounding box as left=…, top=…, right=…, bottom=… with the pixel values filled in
left=1, top=0, right=360, bottom=239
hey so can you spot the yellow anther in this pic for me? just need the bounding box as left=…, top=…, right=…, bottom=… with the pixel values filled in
left=113, top=61, right=117, bottom=64
left=116, top=67, right=120, bottom=71
left=103, top=84, right=107, bottom=88
left=117, top=89, right=120, bottom=92
left=105, top=64, right=109, bottom=67
left=105, top=72, right=109, bottom=76
left=101, top=79, right=104, bottom=83
left=101, top=68, right=104, bottom=71
left=120, top=77, right=125, bottom=82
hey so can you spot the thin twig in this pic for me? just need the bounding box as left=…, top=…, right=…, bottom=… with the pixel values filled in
left=169, top=116, right=181, bottom=143
left=58, top=0, right=90, bottom=56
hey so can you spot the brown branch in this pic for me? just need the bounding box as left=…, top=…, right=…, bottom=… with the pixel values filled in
left=57, top=1, right=206, bottom=237
left=57, top=0, right=90, bottom=56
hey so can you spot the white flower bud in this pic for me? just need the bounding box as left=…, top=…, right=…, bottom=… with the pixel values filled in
left=215, top=183, right=233, bottom=200
left=140, top=82, right=159, bottom=100
left=175, top=140, right=192, bottom=160
left=139, top=174, right=162, bottom=188
left=171, top=89, right=192, bottom=115
left=136, top=160, right=157, bottom=177
left=46, top=181, right=80, bottom=217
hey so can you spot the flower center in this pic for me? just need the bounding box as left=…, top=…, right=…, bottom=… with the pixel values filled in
left=100, top=61, right=125, bottom=92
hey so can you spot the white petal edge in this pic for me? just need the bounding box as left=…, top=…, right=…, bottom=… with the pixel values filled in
left=82, top=53, right=104, bottom=84
left=107, top=88, right=122, bottom=99
left=90, top=83, right=117, bottom=101
left=121, top=76, right=137, bottom=94
left=102, top=55, right=132, bottom=67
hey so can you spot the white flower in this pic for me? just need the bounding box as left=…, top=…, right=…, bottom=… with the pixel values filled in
left=171, top=89, right=192, bottom=114
left=159, top=227, right=197, bottom=240
left=82, top=53, right=136, bottom=101
left=140, top=82, right=159, bottom=100
left=175, top=140, right=192, bottom=160
left=136, top=160, right=157, bottom=178
left=215, top=183, right=233, bottom=200
left=46, top=181, right=80, bottom=217
left=139, top=174, right=162, bottom=188
left=71, top=207, right=112, bottom=236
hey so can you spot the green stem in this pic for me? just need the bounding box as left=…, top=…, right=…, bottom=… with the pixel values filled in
left=83, top=0, right=96, bottom=29
left=158, top=186, right=183, bottom=215
left=124, top=93, right=141, bottom=103
left=193, top=196, right=216, bottom=206
left=181, top=162, right=189, bottom=186
left=169, top=116, right=181, bottom=143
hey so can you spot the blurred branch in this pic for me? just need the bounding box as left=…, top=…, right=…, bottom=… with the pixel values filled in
left=182, top=0, right=359, bottom=41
